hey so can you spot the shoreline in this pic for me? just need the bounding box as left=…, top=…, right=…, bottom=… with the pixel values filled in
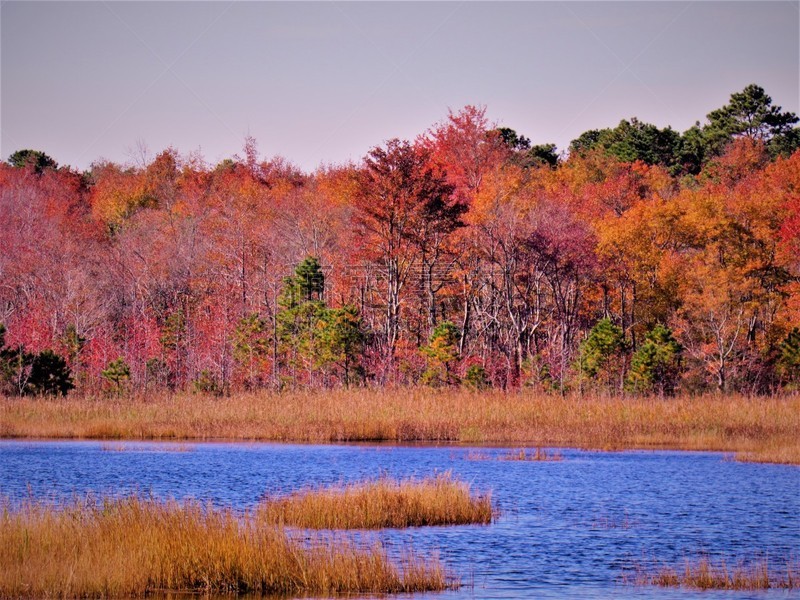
left=2, top=390, right=798, bottom=465
left=0, top=435, right=792, bottom=455
left=2, top=438, right=795, bottom=467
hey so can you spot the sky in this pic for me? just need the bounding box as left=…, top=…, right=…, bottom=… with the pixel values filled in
left=2, top=1, right=798, bottom=172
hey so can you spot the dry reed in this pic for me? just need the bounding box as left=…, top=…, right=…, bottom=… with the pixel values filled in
left=500, top=447, right=563, bottom=461
left=590, top=512, right=635, bottom=530
left=1, top=389, right=798, bottom=464
left=100, top=442, right=195, bottom=453
left=637, top=556, right=799, bottom=590
left=258, top=472, right=493, bottom=529
left=0, top=495, right=453, bottom=599
left=466, top=447, right=563, bottom=461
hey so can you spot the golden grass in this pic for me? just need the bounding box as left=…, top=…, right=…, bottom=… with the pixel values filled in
left=1, top=389, right=798, bottom=464
left=0, top=495, right=453, bottom=599
left=258, top=473, right=493, bottom=529
left=467, top=447, right=563, bottom=462
left=637, top=556, right=799, bottom=590
left=735, top=443, right=800, bottom=465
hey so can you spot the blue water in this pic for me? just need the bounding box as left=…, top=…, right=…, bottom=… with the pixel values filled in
left=1, top=441, right=798, bottom=599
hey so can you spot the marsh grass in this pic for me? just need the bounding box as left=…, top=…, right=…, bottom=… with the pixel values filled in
left=0, top=496, right=453, bottom=599
left=1, top=389, right=798, bottom=464
left=500, top=448, right=563, bottom=461
left=258, top=472, right=493, bottom=529
left=735, top=444, right=800, bottom=465
left=466, top=447, right=563, bottom=462
left=100, top=442, right=195, bottom=453
left=636, top=556, right=799, bottom=590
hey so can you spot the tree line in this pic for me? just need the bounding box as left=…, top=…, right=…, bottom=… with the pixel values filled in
left=1, top=84, right=799, bottom=396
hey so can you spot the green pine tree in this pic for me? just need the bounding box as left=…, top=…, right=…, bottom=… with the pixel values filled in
left=577, top=318, right=628, bottom=392
left=26, top=350, right=74, bottom=396
left=102, top=357, right=131, bottom=394
left=232, top=313, right=270, bottom=388
left=421, top=322, right=461, bottom=386
left=777, top=327, right=800, bottom=386
left=318, top=305, right=365, bottom=386
left=626, top=324, right=683, bottom=396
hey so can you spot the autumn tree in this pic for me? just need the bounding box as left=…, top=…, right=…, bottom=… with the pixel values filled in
left=425, top=105, right=509, bottom=205
left=468, top=165, right=550, bottom=385
left=354, top=139, right=457, bottom=372
left=530, top=199, right=598, bottom=392
left=2, top=87, right=798, bottom=396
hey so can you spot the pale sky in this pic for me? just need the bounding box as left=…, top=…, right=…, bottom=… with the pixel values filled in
left=2, top=1, right=798, bottom=172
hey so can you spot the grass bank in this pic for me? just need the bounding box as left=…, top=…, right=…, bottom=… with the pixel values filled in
left=0, top=496, right=452, bottom=598
left=636, top=556, right=799, bottom=590
left=1, top=389, right=798, bottom=464
left=259, top=472, right=493, bottom=529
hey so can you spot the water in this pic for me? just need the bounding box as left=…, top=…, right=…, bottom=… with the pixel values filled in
left=1, top=440, right=798, bottom=599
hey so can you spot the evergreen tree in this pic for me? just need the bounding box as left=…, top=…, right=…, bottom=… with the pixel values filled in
left=61, top=324, right=85, bottom=366
left=421, top=321, right=461, bottom=386
left=626, top=324, right=683, bottom=396
left=577, top=319, right=628, bottom=392
left=290, top=256, right=325, bottom=303
left=777, top=328, right=800, bottom=386
left=569, top=119, right=681, bottom=170
left=0, top=324, right=29, bottom=395
left=232, top=313, right=271, bottom=388
left=277, top=257, right=365, bottom=386
left=7, top=149, right=58, bottom=174
left=318, top=305, right=365, bottom=386
left=277, top=258, right=328, bottom=383
left=0, top=325, right=73, bottom=396
left=464, top=364, right=490, bottom=390
left=704, top=84, right=799, bottom=158
left=27, top=350, right=74, bottom=396
left=101, top=358, right=131, bottom=393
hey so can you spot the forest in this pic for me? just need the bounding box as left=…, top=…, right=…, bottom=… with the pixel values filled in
left=1, top=83, right=799, bottom=397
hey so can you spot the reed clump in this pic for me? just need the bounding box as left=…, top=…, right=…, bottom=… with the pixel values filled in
left=638, top=556, right=798, bottom=590
left=500, top=447, right=563, bottom=461
left=0, top=496, right=453, bottom=599
left=466, top=447, right=563, bottom=462
left=259, top=472, right=493, bottom=529
left=1, top=389, right=798, bottom=464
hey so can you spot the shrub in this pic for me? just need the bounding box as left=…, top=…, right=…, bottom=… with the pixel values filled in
left=464, top=364, right=490, bottom=390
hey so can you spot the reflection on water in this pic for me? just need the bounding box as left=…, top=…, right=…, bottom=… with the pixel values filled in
left=1, top=441, right=798, bottom=599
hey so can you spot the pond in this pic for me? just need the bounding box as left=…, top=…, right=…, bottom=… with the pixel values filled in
left=1, top=440, right=798, bottom=598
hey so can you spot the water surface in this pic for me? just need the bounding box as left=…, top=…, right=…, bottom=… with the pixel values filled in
left=1, top=441, right=798, bottom=599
